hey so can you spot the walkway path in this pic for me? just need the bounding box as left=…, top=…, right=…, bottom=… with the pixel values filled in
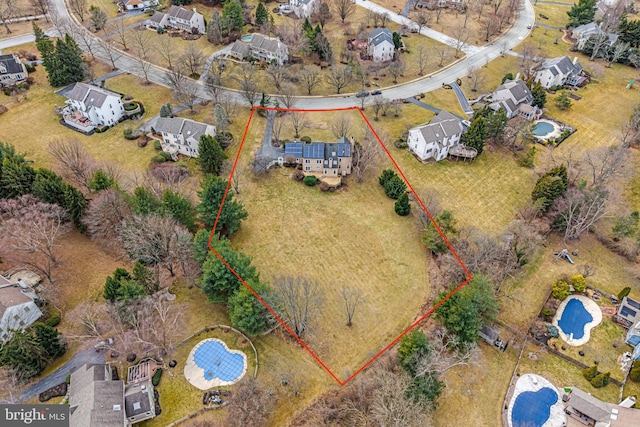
left=407, top=97, right=440, bottom=114
left=258, top=109, right=278, bottom=158
left=3, top=349, right=105, bottom=404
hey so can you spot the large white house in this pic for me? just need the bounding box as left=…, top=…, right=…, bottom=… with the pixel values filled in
left=367, top=28, right=395, bottom=62
left=534, top=56, right=585, bottom=89
left=288, top=0, right=318, bottom=18
left=63, top=83, right=125, bottom=132
left=408, top=110, right=465, bottom=162
left=489, top=78, right=540, bottom=120
left=147, top=6, right=205, bottom=35
left=0, top=53, right=27, bottom=87
left=0, top=275, right=43, bottom=344
left=154, top=117, right=216, bottom=159
left=121, top=0, right=157, bottom=11
left=229, top=34, right=289, bottom=65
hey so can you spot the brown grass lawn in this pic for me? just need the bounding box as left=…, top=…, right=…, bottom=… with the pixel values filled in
left=231, top=110, right=432, bottom=376
left=0, top=45, right=170, bottom=173
left=0, top=0, right=52, bottom=39
left=534, top=3, right=572, bottom=29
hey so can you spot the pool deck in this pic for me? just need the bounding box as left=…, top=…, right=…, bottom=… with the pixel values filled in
left=507, top=374, right=567, bottom=427
left=552, top=295, right=602, bottom=347
left=184, top=338, right=248, bottom=390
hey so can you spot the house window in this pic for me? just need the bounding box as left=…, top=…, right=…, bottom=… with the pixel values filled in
left=19, top=320, right=25, bottom=327
left=24, top=306, right=30, bottom=312
left=13, top=314, right=19, bottom=321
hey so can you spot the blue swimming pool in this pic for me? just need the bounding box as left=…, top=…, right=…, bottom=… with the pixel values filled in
left=533, top=121, right=555, bottom=137
left=512, top=387, right=558, bottom=427
left=241, top=34, right=253, bottom=42
left=193, top=340, right=246, bottom=382
left=558, top=298, right=593, bottom=340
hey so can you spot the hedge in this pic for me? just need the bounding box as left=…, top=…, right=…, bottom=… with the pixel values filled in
left=152, top=368, right=163, bottom=387
left=303, top=176, right=317, bottom=186
left=45, top=316, right=61, bottom=327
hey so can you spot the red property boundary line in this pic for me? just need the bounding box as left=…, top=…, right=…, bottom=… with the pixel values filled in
left=206, top=106, right=472, bottom=386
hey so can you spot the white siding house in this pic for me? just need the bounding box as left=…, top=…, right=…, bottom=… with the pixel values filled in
left=571, top=22, right=619, bottom=51
left=367, top=28, right=395, bottom=62
left=289, top=0, right=318, bottom=18
left=489, top=78, right=540, bottom=119
left=534, top=56, right=584, bottom=88
left=148, top=6, right=205, bottom=34
left=154, top=117, right=216, bottom=159
left=408, top=110, right=465, bottom=162
left=0, top=275, right=43, bottom=344
left=63, top=83, right=125, bottom=132
left=122, top=0, right=157, bottom=11
left=0, top=53, right=28, bottom=87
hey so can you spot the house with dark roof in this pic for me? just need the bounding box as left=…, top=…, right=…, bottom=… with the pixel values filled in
left=367, top=28, right=395, bottom=63
left=120, top=0, right=156, bottom=11
left=0, top=53, right=27, bottom=87
left=62, top=83, right=124, bottom=132
left=284, top=136, right=352, bottom=177
left=616, top=296, right=640, bottom=328
left=489, top=78, right=541, bottom=120
left=571, top=22, right=619, bottom=51
left=70, top=364, right=158, bottom=427
left=564, top=387, right=640, bottom=426
left=407, top=110, right=468, bottom=162
left=147, top=6, right=205, bottom=34
left=416, top=0, right=464, bottom=10
left=154, top=117, right=216, bottom=160
left=535, top=56, right=585, bottom=88
left=0, top=274, right=43, bottom=344
left=229, top=34, right=289, bottom=65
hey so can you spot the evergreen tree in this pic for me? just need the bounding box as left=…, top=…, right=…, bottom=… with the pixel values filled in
left=531, top=83, right=547, bottom=108
left=58, top=34, right=85, bottom=84
left=531, top=165, right=568, bottom=212
left=460, top=117, right=487, bottom=155
left=566, top=0, right=596, bottom=28
left=555, top=91, right=572, bottom=110
left=259, top=92, right=270, bottom=109
left=193, top=229, right=213, bottom=265
left=88, top=169, right=115, bottom=192
left=582, top=365, right=598, bottom=380
left=0, top=329, right=48, bottom=382
left=103, top=276, right=121, bottom=302
left=398, top=330, right=431, bottom=375
left=255, top=2, right=270, bottom=26
left=162, top=189, right=198, bottom=232
left=34, top=322, right=66, bottom=359
left=228, top=279, right=271, bottom=335
left=130, top=187, right=162, bottom=215
left=422, top=210, right=457, bottom=254
left=159, top=103, right=173, bottom=118
left=612, top=211, right=640, bottom=239
left=501, top=72, right=514, bottom=84
left=199, top=134, right=227, bottom=175
left=31, top=168, right=87, bottom=229
left=392, top=32, right=402, bottom=50
left=33, top=23, right=62, bottom=87
left=197, top=175, right=247, bottom=237
left=222, top=0, right=244, bottom=33
left=394, top=192, right=411, bottom=216
left=132, top=260, right=157, bottom=294
left=484, top=108, right=507, bottom=140
left=0, top=151, right=36, bottom=199
left=200, top=238, right=257, bottom=304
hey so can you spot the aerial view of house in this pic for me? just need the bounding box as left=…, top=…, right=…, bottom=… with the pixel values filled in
left=1, top=0, right=640, bottom=425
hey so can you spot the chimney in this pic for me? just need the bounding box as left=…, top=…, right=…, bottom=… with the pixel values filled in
left=350, top=136, right=355, bottom=145
left=514, top=72, right=520, bottom=81
left=192, top=6, right=196, bottom=12
left=573, top=56, right=578, bottom=65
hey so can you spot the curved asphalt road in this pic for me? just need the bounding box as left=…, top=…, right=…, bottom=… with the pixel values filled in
left=41, top=0, right=535, bottom=109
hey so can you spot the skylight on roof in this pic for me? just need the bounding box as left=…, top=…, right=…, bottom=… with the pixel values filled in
left=133, top=402, right=141, bottom=410
left=113, top=404, right=121, bottom=411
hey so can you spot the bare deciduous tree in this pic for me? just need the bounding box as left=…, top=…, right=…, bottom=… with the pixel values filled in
left=109, top=18, right=129, bottom=50
left=265, top=62, right=285, bottom=91
left=554, top=187, right=609, bottom=241
left=30, top=0, right=49, bottom=21
left=333, top=0, right=355, bottom=24
left=325, top=64, right=353, bottom=94
left=83, top=188, right=131, bottom=246
left=0, top=195, right=70, bottom=284
left=298, top=66, right=322, bottom=95
left=352, top=127, right=384, bottom=183
left=278, top=83, right=297, bottom=109
left=225, top=379, right=273, bottom=427
left=605, top=41, right=629, bottom=68
left=387, top=60, right=405, bottom=84
left=416, top=45, right=431, bottom=75
left=154, top=35, right=176, bottom=70
left=434, top=44, right=449, bottom=67
left=413, top=9, right=431, bottom=34
left=341, top=286, right=362, bottom=326
left=234, top=63, right=262, bottom=106
left=166, top=65, right=200, bottom=113
left=180, top=43, right=205, bottom=78
left=583, top=144, right=628, bottom=187
left=48, top=138, right=97, bottom=192
left=452, top=22, right=469, bottom=58
left=330, top=114, right=352, bottom=140
left=289, top=112, right=307, bottom=139
left=270, top=276, right=323, bottom=337
left=98, top=40, right=122, bottom=71
left=68, top=0, right=86, bottom=22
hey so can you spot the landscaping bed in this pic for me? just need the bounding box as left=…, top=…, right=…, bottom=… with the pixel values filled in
left=38, top=383, right=67, bottom=402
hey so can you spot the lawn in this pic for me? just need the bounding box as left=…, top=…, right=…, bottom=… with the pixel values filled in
left=231, top=110, right=433, bottom=378
left=534, top=3, right=572, bottom=29
left=0, top=43, right=170, bottom=174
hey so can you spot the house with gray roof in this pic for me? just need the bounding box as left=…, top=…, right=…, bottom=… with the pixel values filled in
left=147, top=5, right=205, bottom=34
left=229, top=34, right=289, bottom=65
left=120, top=0, right=156, bottom=11
left=154, top=117, right=216, bottom=160
left=0, top=53, right=27, bottom=87
left=616, top=296, right=640, bottom=328
left=367, top=28, right=395, bottom=62
left=288, top=0, right=318, bottom=18
left=489, top=78, right=541, bottom=120
left=62, top=83, right=124, bottom=132
left=0, top=274, right=43, bottom=344
left=535, top=56, right=585, bottom=88
left=564, top=387, right=640, bottom=426
left=284, top=136, right=353, bottom=176
left=572, top=21, right=619, bottom=51
left=407, top=110, right=467, bottom=162
left=70, top=364, right=157, bottom=427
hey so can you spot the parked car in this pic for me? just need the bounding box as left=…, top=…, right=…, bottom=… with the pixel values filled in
left=356, top=90, right=370, bottom=98
left=371, top=90, right=382, bottom=95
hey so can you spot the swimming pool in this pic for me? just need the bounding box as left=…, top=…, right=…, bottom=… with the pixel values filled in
left=184, top=338, right=247, bottom=389
left=558, top=298, right=592, bottom=340
left=241, top=34, right=253, bottom=42
left=512, top=387, right=558, bottom=427
left=552, top=295, right=602, bottom=346
left=532, top=121, right=555, bottom=137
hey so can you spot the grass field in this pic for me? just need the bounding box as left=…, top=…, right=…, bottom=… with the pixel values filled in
left=231, top=110, right=433, bottom=378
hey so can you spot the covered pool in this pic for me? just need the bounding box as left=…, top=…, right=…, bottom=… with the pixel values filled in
left=184, top=338, right=247, bottom=390
left=552, top=295, right=602, bottom=346
left=508, top=374, right=566, bottom=427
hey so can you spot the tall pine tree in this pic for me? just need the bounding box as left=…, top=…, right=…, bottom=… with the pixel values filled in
left=460, top=117, right=487, bottom=155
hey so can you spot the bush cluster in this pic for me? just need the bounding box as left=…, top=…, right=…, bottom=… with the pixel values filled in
left=551, top=280, right=570, bottom=300
left=152, top=368, right=163, bottom=386
left=379, top=169, right=406, bottom=199
left=303, top=175, right=317, bottom=186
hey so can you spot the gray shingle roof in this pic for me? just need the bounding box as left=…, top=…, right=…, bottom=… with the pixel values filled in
left=66, top=83, right=119, bottom=109
left=167, top=5, right=195, bottom=20
left=541, top=56, right=579, bottom=75
left=155, top=117, right=211, bottom=141
left=155, top=117, right=185, bottom=135
left=369, top=28, right=393, bottom=46
left=69, top=365, right=126, bottom=427
left=250, top=34, right=283, bottom=54
left=567, top=388, right=611, bottom=422
left=124, top=381, right=153, bottom=418
left=416, top=109, right=464, bottom=144
left=230, top=40, right=250, bottom=58
left=149, top=11, right=165, bottom=24
left=0, top=54, right=25, bottom=74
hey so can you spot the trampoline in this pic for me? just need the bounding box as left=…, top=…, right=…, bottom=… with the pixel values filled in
left=184, top=338, right=247, bottom=390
